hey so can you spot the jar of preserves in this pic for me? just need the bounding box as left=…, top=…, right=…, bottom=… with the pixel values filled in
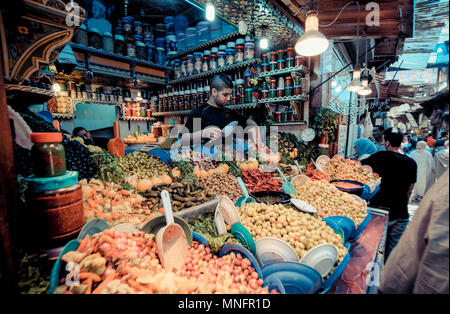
left=114, top=34, right=126, bottom=55
left=285, top=86, right=293, bottom=97
left=193, top=52, right=203, bottom=74
left=135, top=35, right=147, bottom=60
left=88, top=27, right=102, bottom=49
left=270, top=51, right=277, bottom=71
left=219, top=45, right=227, bottom=54
left=244, top=88, right=253, bottom=104
left=286, top=57, right=294, bottom=68
left=277, top=49, right=285, bottom=61
left=144, top=38, right=155, bottom=62
left=134, top=21, right=143, bottom=36
left=197, top=83, right=204, bottom=107
left=244, top=38, right=255, bottom=60
left=217, top=51, right=226, bottom=68
left=236, top=79, right=245, bottom=104
left=73, top=22, right=88, bottom=46
left=209, top=52, right=218, bottom=70
left=204, top=79, right=211, bottom=100
left=261, top=81, right=269, bottom=99
left=122, top=16, right=134, bottom=36
left=287, top=110, right=294, bottom=121
left=274, top=112, right=282, bottom=122
left=174, top=59, right=182, bottom=79
left=126, top=36, right=136, bottom=58
left=186, top=54, right=194, bottom=76
left=202, top=56, right=209, bottom=73
left=30, top=132, right=67, bottom=177
left=155, top=47, right=167, bottom=65
left=235, top=43, right=245, bottom=63
left=281, top=111, right=287, bottom=122
left=180, top=57, right=187, bottom=77
left=225, top=48, right=235, bottom=66
left=295, top=55, right=306, bottom=67
left=277, top=77, right=285, bottom=97
left=244, top=68, right=253, bottom=89
left=285, top=77, right=293, bottom=87
left=294, top=84, right=302, bottom=96
left=287, top=47, right=295, bottom=59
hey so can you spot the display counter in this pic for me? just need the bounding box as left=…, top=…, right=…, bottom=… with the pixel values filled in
left=329, top=207, right=389, bottom=294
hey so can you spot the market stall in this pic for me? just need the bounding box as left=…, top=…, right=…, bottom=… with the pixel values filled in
left=1, top=0, right=420, bottom=296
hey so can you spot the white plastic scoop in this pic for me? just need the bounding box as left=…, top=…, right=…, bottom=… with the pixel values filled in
left=155, top=190, right=188, bottom=271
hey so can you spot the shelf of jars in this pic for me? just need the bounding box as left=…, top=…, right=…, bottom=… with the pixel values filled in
left=168, top=58, right=260, bottom=85
left=168, top=32, right=241, bottom=61
left=225, top=102, right=259, bottom=110
left=258, top=65, right=309, bottom=78
left=70, top=98, right=122, bottom=106
left=258, top=94, right=308, bottom=104
left=120, top=116, right=156, bottom=121
left=151, top=110, right=192, bottom=117
left=70, top=43, right=172, bottom=71
left=5, top=84, right=56, bottom=101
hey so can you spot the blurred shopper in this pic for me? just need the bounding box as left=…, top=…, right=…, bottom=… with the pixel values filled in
left=434, top=140, right=449, bottom=182
left=371, top=125, right=386, bottom=152
left=354, top=138, right=377, bottom=161
left=433, top=131, right=449, bottom=155
left=357, top=113, right=366, bottom=139
left=409, top=141, right=434, bottom=201
left=426, top=132, right=436, bottom=148
left=378, top=170, right=449, bottom=294
left=361, top=128, right=417, bottom=260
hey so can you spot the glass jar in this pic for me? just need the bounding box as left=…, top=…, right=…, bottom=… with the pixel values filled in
left=145, top=38, right=155, bottom=63
left=202, top=56, right=209, bottom=72
left=193, top=52, right=203, bottom=74
left=261, top=81, right=269, bottom=99
left=134, top=21, right=143, bottom=36
left=73, top=22, right=88, bottom=46
left=30, top=132, right=67, bottom=177
left=142, top=23, right=150, bottom=38
left=295, top=55, right=306, bottom=67
left=219, top=45, right=227, bottom=54
left=135, top=36, right=146, bottom=60
left=294, top=85, right=302, bottom=96
left=244, top=68, right=253, bottom=89
left=180, top=57, right=187, bottom=77
left=287, top=47, right=295, bottom=59
left=236, top=79, right=245, bottom=104
left=186, top=54, right=194, bottom=76
left=126, top=36, right=136, bottom=58
left=277, top=49, right=285, bottom=61
left=88, top=27, right=102, bottom=49
left=277, top=77, right=285, bottom=97
left=281, top=111, right=287, bottom=122
left=217, top=51, right=226, bottom=68
left=286, top=57, right=294, bottom=68
left=244, top=88, right=253, bottom=104
left=174, top=59, right=182, bottom=79
left=155, top=47, right=167, bottom=65
left=277, top=50, right=285, bottom=70
left=209, top=53, right=218, bottom=70
left=122, top=16, right=134, bottom=37
left=285, top=86, right=293, bottom=97
left=270, top=51, right=277, bottom=71
left=244, top=40, right=255, bottom=60
left=225, top=48, right=235, bottom=66
left=114, top=34, right=126, bottom=55
left=287, top=110, right=294, bottom=121
left=197, top=85, right=204, bottom=107
left=274, top=112, right=282, bottom=123
left=235, top=44, right=245, bottom=63
left=285, top=77, right=293, bottom=87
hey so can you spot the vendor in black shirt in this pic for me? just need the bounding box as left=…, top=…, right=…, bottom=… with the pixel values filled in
left=178, top=74, right=261, bottom=149
left=361, top=128, right=417, bottom=261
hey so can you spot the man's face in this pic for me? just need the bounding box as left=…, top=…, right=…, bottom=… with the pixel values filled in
left=77, top=129, right=93, bottom=145
left=373, top=127, right=383, bottom=141
left=212, top=88, right=232, bottom=107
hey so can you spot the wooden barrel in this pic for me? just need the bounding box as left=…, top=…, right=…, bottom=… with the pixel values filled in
left=27, top=184, right=85, bottom=245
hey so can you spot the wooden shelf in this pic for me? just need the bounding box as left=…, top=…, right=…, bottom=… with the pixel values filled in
left=258, top=65, right=309, bottom=78
left=168, top=59, right=260, bottom=85
left=168, top=32, right=241, bottom=61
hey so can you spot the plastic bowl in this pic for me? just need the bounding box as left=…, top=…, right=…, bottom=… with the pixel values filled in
left=255, top=237, right=299, bottom=267
left=330, top=180, right=365, bottom=196
left=261, top=261, right=322, bottom=294
left=48, top=239, right=80, bottom=294
left=219, top=243, right=263, bottom=280
left=264, top=274, right=286, bottom=294
left=192, top=232, right=209, bottom=248
left=230, top=223, right=256, bottom=254
left=77, top=218, right=110, bottom=241
left=250, top=191, right=291, bottom=205
left=322, top=216, right=356, bottom=242
left=300, top=243, right=338, bottom=278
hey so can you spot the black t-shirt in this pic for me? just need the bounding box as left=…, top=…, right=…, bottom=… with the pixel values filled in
left=184, top=104, right=248, bottom=133
left=361, top=151, right=417, bottom=221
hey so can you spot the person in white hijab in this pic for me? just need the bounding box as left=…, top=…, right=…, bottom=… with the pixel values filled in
left=408, top=141, right=434, bottom=201
left=434, top=140, right=449, bottom=181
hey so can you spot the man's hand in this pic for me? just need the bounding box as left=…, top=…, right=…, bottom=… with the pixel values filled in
left=202, top=126, right=223, bottom=141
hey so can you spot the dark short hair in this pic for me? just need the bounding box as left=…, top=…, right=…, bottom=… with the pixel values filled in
left=384, top=127, right=403, bottom=148
left=441, top=131, right=448, bottom=138
left=211, top=74, right=234, bottom=92
left=374, top=125, right=384, bottom=132
left=73, top=127, right=88, bottom=137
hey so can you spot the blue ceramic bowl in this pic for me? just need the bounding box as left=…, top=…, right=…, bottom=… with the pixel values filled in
left=261, top=261, right=322, bottom=294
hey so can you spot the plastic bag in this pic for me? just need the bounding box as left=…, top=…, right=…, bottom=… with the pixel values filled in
left=362, top=111, right=373, bottom=138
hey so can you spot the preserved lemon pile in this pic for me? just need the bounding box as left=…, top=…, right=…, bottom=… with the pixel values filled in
left=239, top=203, right=347, bottom=265
left=293, top=180, right=367, bottom=227
left=323, top=158, right=379, bottom=184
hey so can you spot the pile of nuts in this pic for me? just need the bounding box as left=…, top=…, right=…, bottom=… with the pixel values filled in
left=200, top=173, right=243, bottom=203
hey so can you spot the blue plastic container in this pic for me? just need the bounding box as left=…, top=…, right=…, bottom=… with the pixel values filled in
left=196, top=21, right=210, bottom=45
left=192, top=232, right=209, bottom=248
left=348, top=211, right=372, bottom=242
left=222, top=21, right=236, bottom=36
left=25, top=171, right=79, bottom=192
left=77, top=218, right=110, bottom=241
left=185, top=27, right=198, bottom=49
left=209, top=20, right=222, bottom=40
left=174, top=15, right=189, bottom=34
left=263, top=275, right=286, bottom=294
left=147, top=148, right=171, bottom=164
left=261, top=262, right=322, bottom=294
left=322, top=216, right=356, bottom=243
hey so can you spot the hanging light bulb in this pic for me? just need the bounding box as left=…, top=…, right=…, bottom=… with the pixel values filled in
left=206, top=2, right=215, bottom=21
left=52, top=83, right=61, bottom=92
left=135, top=91, right=143, bottom=101
left=295, top=10, right=329, bottom=56
left=347, top=64, right=363, bottom=92
left=260, top=37, right=268, bottom=49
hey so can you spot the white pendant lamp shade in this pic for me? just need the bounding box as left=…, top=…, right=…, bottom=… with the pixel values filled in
left=295, top=11, right=329, bottom=56
left=206, top=2, right=215, bottom=21
left=358, top=77, right=372, bottom=96
left=347, top=64, right=363, bottom=92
